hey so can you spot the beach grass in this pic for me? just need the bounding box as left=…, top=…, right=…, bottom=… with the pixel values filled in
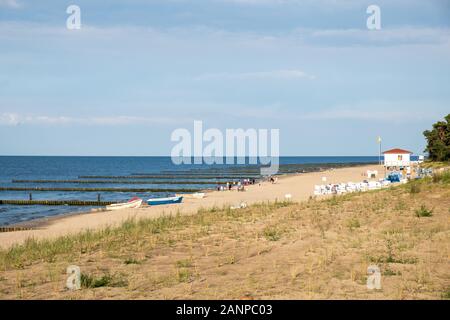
left=432, top=170, right=450, bottom=184
left=0, top=201, right=293, bottom=271
left=0, top=177, right=449, bottom=299
left=420, top=161, right=450, bottom=169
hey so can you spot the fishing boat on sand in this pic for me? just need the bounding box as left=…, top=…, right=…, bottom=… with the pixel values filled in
left=147, top=195, right=183, bottom=206
left=106, top=197, right=143, bottom=211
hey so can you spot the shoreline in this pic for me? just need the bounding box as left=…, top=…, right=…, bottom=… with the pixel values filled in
left=2, top=162, right=376, bottom=229
left=0, top=163, right=384, bottom=249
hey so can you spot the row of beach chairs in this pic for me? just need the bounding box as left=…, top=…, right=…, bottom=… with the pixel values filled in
left=313, top=179, right=401, bottom=196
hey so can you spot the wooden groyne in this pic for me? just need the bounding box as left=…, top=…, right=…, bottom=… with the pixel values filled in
left=12, top=179, right=230, bottom=185
left=0, top=226, right=35, bottom=233
left=0, top=199, right=117, bottom=206
left=78, top=175, right=261, bottom=180
left=132, top=172, right=262, bottom=176
left=0, top=187, right=202, bottom=192
left=158, top=170, right=261, bottom=174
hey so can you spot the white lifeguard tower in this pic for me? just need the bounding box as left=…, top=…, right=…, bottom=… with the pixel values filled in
left=383, top=148, right=413, bottom=168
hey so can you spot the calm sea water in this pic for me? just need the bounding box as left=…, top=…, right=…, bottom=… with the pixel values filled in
left=0, top=156, right=390, bottom=226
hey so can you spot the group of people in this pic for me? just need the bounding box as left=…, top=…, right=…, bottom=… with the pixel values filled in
left=269, top=176, right=278, bottom=184
left=216, top=178, right=257, bottom=192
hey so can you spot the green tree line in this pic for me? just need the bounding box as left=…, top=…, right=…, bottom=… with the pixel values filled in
left=423, top=114, right=450, bottom=161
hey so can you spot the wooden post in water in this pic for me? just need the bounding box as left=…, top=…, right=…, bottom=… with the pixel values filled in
left=97, top=193, right=101, bottom=202
left=29, top=193, right=32, bottom=201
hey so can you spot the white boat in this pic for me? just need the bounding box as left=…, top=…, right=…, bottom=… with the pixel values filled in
left=106, top=197, right=143, bottom=211
left=147, top=195, right=183, bottom=206
left=192, top=192, right=206, bottom=199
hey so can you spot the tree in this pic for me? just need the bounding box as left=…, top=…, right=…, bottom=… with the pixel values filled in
left=423, top=114, right=450, bottom=161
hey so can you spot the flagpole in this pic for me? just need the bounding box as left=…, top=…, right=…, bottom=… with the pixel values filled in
left=379, top=139, right=381, bottom=166
left=378, top=136, right=382, bottom=165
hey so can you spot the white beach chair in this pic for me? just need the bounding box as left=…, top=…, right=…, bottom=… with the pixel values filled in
left=314, top=185, right=322, bottom=196
left=346, top=182, right=357, bottom=193
left=368, top=181, right=382, bottom=190
left=337, top=183, right=347, bottom=194
left=358, top=182, right=369, bottom=192
left=381, top=180, right=391, bottom=188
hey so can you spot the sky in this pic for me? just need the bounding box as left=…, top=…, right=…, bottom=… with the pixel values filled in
left=0, top=0, right=449, bottom=156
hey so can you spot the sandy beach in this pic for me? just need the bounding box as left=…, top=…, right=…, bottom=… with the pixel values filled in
left=0, top=164, right=384, bottom=249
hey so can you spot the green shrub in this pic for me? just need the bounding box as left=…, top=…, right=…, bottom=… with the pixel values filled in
left=80, top=273, right=127, bottom=288
left=347, top=218, right=361, bottom=231
left=415, top=205, right=433, bottom=217
left=124, top=258, right=140, bottom=265
left=176, top=259, right=192, bottom=268
left=262, top=227, right=282, bottom=241
left=176, top=268, right=192, bottom=283
left=442, top=288, right=450, bottom=300
left=409, top=182, right=421, bottom=194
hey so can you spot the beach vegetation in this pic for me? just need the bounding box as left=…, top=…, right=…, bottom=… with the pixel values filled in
left=442, top=289, right=450, bottom=300
left=124, top=258, right=140, bottom=265
left=346, top=218, right=360, bottom=231
left=176, top=268, right=192, bottom=283
left=409, top=182, right=421, bottom=194
left=262, top=226, right=282, bottom=241
left=80, top=273, right=127, bottom=288
left=0, top=177, right=448, bottom=299
left=415, top=205, right=433, bottom=217
left=393, top=200, right=407, bottom=212
left=383, top=267, right=401, bottom=276
left=421, top=161, right=450, bottom=169
left=327, top=196, right=339, bottom=206
left=176, top=259, right=192, bottom=268
left=367, top=239, right=418, bottom=265
left=432, top=170, right=450, bottom=184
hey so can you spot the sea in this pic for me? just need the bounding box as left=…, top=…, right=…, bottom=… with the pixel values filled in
left=0, top=156, right=407, bottom=226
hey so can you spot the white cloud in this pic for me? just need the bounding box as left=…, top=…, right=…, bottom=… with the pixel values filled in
left=1, top=21, right=448, bottom=50
left=203, top=100, right=448, bottom=123
left=300, top=109, right=431, bottom=121
left=218, top=0, right=359, bottom=6
left=0, top=0, right=21, bottom=8
left=0, top=113, right=21, bottom=125
left=298, top=100, right=449, bottom=122
left=195, top=69, right=316, bottom=80
left=304, top=27, right=450, bottom=46
left=0, top=113, right=190, bottom=126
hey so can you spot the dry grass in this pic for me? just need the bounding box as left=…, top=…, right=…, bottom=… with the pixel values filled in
left=0, top=179, right=449, bottom=300
left=420, top=161, right=450, bottom=169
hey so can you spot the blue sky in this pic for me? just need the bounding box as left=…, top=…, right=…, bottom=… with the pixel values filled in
left=0, top=0, right=449, bottom=156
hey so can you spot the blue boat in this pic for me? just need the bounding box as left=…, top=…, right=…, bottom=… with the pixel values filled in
left=147, top=195, right=183, bottom=206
